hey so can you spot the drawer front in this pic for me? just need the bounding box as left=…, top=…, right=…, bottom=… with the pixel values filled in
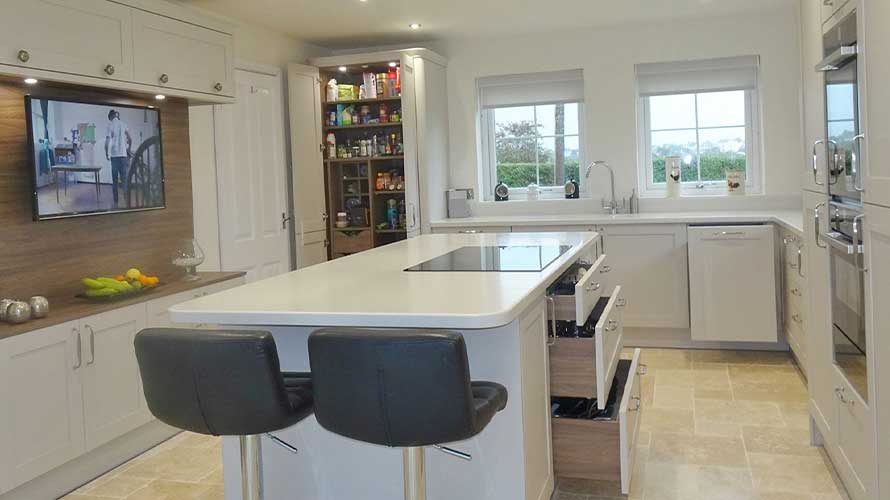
left=574, top=254, right=608, bottom=324
left=332, top=230, right=372, bottom=254
left=549, top=337, right=597, bottom=399
left=594, top=286, right=624, bottom=409
left=618, top=348, right=644, bottom=495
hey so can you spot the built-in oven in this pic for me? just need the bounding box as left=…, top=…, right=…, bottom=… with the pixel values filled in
left=820, top=200, right=868, bottom=401
left=816, top=8, right=864, bottom=202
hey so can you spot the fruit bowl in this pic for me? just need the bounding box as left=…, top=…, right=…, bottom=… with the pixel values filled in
left=76, top=284, right=160, bottom=302
left=78, top=269, right=161, bottom=302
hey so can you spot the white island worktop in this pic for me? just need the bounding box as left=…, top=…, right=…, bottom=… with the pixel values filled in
left=170, top=232, right=599, bottom=500
left=171, top=232, right=598, bottom=330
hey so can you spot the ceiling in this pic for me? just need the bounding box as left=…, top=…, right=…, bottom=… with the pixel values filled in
left=180, top=0, right=795, bottom=49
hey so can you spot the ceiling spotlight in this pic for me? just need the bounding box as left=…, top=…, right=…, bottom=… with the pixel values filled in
left=154, top=94, right=166, bottom=101
left=409, top=23, right=422, bottom=30
left=338, top=66, right=348, bottom=72
left=23, top=78, right=38, bottom=85
left=388, top=62, right=397, bottom=68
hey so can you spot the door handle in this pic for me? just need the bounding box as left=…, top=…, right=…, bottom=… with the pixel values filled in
left=599, top=265, right=611, bottom=274
left=812, top=140, right=825, bottom=186
left=797, top=247, right=804, bottom=278
left=616, top=298, right=627, bottom=308
left=85, top=325, right=96, bottom=365
left=606, top=319, right=619, bottom=332
left=545, top=296, right=557, bottom=346
left=814, top=202, right=827, bottom=249
left=281, top=212, right=292, bottom=230
left=827, top=140, right=840, bottom=185
left=853, top=214, right=866, bottom=273
left=585, top=282, right=601, bottom=292
left=852, top=134, right=865, bottom=192
left=73, top=328, right=82, bottom=370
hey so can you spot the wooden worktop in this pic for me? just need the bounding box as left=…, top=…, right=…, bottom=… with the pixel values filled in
left=0, top=272, right=245, bottom=340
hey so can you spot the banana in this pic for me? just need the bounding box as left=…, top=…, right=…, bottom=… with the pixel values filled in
left=85, top=287, right=120, bottom=298
left=96, top=277, right=129, bottom=292
left=81, top=278, right=106, bottom=290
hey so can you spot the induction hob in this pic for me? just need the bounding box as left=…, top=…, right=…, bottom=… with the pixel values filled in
left=405, top=245, right=572, bottom=272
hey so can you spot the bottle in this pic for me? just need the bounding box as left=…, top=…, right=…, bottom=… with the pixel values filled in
left=395, top=66, right=401, bottom=96
left=328, top=111, right=337, bottom=127
left=385, top=135, right=392, bottom=155
left=387, top=69, right=397, bottom=97
left=326, top=79, right=338, bottom=102
left=386, top=199, right=398, bottom=229
left=376, top=172, right=385, bottom=191
left=376, top=74, right=386, bottom=98
left=342, top=106, right=353, bottom=126
left=379, top=103, right=388, bottom=123
left=371, top=135, right=378, bottom=157
left=398, top=199, right=406, bottom=229
left=391, top=133, right=399, bottom=155
left=326, top=133, right=337, bottom=159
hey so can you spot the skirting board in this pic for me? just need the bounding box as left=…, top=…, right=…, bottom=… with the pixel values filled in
left=0, top=421, right=178, bottom=500
left=623, top=327, right=790, bottom=352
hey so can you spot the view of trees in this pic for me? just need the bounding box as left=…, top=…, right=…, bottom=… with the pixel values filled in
left=494, top=104, right=580, bottom=188
left=651, top=138, right=747, bottom=183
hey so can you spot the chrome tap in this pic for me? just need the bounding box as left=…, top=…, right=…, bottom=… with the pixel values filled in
left=585, top=160, right=621, bottom=215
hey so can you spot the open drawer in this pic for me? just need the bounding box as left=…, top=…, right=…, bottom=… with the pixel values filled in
left=551, top=348, right=644, bottom=495
left=548, top=286, right=625, bottom=407
left=550, top=254, right=609, bottom=323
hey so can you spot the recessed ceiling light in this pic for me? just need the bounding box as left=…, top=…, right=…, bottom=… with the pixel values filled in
left=388, top=62, right=397, bottom=68
left=338, top=66, right=348, bottom=72
left=147, top=105, right=155, bottom=109
left=154, top=94, right=166, bottom=101
left=359, top=0, right=368, bottom=2
left=409, top=23, right=422, bottom=30
left=23, top=78, right=38, bottom=85
left=361, top=65, right=369, bottom=69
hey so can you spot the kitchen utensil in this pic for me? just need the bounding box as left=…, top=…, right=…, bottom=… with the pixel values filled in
left=494, top=182, right=509, bottom=202
left=28, top=296, right=49, bottom=318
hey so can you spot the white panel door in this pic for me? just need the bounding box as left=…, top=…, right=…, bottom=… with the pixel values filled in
left=596, top=224, right=689, bottom=329
left=216, top=69, right=292, bottom=282
left=0, top=0, right=133, bottom=81
left=800, top=0, right=829, bottom=194
left=831, top=367, right=874, bottom=500
left=804, top=191, right=835, bottom=437
left=80, top=304, right=150, bottom=451
left=297, top=230, right=328, bottom=269
left=287, top=64, right=328, bottom=236
left=0, top=322, right=85, bottom=489
left=132, top=10, right=233, bottom=96
left=863, top=203, right=889, bottom=499
left=688, top=225, right=778, bottom=342
left=399, top=54, right=422, bottom=236
left=861, top=0, right=890, bottom=207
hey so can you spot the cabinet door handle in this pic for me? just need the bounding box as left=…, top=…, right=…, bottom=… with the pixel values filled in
left=616, top=298, right=627, bottom=308
left=853, top=214, right=866, bottom=273
left=791, top=288, right=802, bottom=297
left=599, top=265, right=611, bottom=274
left=159, top=73, right=169, bottom=84
left=606, top=319, right=619, bottom=332
left=214, top=82, right=223, bottom=92
left=85, top=325, right=96, bottom=365
left=797, top=247, right=804, bottom=278
left=629, top=395, right=641, bottom=412
left=585, top=282, right=601, bottom=292
left=17, top=49, right=30, bottom=63
left=104, top=64, right=115, bottom=76
left=73, top=328, right=82, bottom=369
left=637, top=363, right=648, bottom=376
left=545, top=296, right=557, bottom=347
left=812, top=140, right=825, bottom=186
left=814, top=202, right=827, bottom=249
left=852, top=134, right=865, bottom=192
left=792, top=314, right=803, bottom=324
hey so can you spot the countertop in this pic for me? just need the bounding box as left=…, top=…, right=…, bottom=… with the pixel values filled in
left=431, top=210, right=805, bottom=236
left=170, top=232, right=599, bottom=330
left=0, top=272, right=246, bottom=340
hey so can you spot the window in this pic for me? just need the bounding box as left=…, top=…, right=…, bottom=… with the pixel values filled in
left=636, top=56, right=761, bottom=195
left=478, top=70, right=584, bottom=199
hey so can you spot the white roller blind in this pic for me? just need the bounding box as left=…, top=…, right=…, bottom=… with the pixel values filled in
left=636, top=55, right=759, bottom=97
left=478, top=69, right=584, bottom=109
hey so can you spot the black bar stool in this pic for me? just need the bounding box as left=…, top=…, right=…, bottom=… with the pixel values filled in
left=308, top=329, right=508, bottom=500
left=134, top=328, right=313, bottom=500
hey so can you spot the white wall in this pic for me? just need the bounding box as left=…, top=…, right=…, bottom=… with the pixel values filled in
left=442, top=6, right=804, bottom=214
left=189, top=17, right=330, bottom=271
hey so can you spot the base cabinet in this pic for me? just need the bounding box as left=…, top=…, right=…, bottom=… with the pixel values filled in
left=831, top=367, right=873, bottom=500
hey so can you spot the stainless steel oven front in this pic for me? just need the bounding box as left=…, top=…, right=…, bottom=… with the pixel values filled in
left=821, top=201, right=867, bottom=400
left=817, top=8, right=864, bottom=202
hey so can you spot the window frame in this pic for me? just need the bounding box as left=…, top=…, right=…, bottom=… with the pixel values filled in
left=480, top=101, right=586, bottom=200
left=636, top=89, right=762, bottom=197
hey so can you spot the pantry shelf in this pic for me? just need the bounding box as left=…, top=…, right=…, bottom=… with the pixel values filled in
left=325, top=122, right=403, bottom=131
left=324, top=96, right=402, bottom=106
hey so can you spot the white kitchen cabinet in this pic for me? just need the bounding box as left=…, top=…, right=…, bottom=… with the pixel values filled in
left=863, top=203, right=889, bottom=499
left=782, top=230, right=808, bottom=375
left=861, top=0, right=890, bottom=207
left=132, top=10, right=234, bottom=97
left=146, top=278, right=245, bottom=327
left=0, top=0, right=134, bottom=82
left=0, top=321, right=85, bottom=490
left=80, top=304, right=151, bottom=451
left=831, top=366, right=874, bottom=500
left=804, top=191, right=835, bottom=439
left=297, top=230, right=329, bottom=269
left=595, top=224, right=689, bottom=329
left=287, top=64, right=328, bottom=237
left=687, top=225, right=778, bottom=343
left=801, top=0, right=829, bottom=193
left=433, top=226, right=512, bottom=234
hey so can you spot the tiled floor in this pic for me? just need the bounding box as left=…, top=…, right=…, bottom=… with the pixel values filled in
left=60, top=348, right=849, bottom=500
left=555, top=348, right=851, bottom=500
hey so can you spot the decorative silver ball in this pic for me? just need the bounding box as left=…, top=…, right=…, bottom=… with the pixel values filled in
left=0, top=299, right=15, bottom=322
left=28, top=296, right=49, bottom=319
left=6, top=301, right=32, bottom=324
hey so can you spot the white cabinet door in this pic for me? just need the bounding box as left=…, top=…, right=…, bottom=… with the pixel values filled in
left=861, top=0, right=890, bottom=207
left=0, top=0, right=133, bottom=81
left=400, top=54, right=422, bottom=236
left=287, top=64, right=328, bottom=236
left=80, top=304, right=150, bottom=451
left=0, top=322, right=85, bottom=489
left=801, top=0, right=829, bottom=193
left=804, top=191, right=835, bottom=437
left=596, top=224, right=689, bottom=329
left=298, top=230, right=329, bottom=268
left=146, top=289, right=203, bottom=328
left=688, top=225, right=778, bottom=342
left=831, top=366, right=874, bottom=500
left=132, top=10, right=234, bottom=96
left=863, top=203, right=889, bottom=499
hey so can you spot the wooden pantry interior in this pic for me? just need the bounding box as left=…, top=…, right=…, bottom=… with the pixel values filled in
left=289, top=49, right=450, bottom=261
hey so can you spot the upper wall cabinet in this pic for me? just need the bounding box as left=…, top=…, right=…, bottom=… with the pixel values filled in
left=0, top=0, right=134, bottom=82
left=132, top=10, right=234, bottom=98
left=801, top=0, right=828, bottom=194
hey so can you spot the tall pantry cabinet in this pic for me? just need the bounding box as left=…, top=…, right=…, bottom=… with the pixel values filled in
left=287, top=49, right=449, bottom=263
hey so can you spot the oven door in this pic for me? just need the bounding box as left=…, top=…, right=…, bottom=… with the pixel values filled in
left=823, top=57, right=862, bottom=201
left=823, top=230, right=868, bottom=401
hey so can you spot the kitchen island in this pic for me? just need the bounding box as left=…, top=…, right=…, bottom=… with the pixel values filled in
left=170, top=232, right=599, bottom=500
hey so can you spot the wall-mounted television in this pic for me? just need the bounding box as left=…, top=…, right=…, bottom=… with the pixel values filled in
left=26, top=96, right=165, bottom=220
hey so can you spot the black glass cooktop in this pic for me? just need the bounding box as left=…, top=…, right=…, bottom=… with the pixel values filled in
left=405, top=245, right=572, bottom=272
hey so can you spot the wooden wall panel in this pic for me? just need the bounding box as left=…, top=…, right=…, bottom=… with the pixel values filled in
left=0, top=78, right=193, bottom=301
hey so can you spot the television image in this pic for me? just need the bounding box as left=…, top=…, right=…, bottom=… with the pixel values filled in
left=26, top=96, right=165, bottom=220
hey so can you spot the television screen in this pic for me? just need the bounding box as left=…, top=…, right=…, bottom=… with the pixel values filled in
left=26, top=96, right=165, bottom=220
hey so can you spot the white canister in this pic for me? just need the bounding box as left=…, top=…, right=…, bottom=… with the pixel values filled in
left=665, top=156, right=682, bottom=198
left=726, top=170, right=746, bottom=195
left=527, top=183, right=540, bottom=201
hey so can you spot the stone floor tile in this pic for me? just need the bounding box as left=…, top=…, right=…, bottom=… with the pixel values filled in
left=653, top=385, right=694, bottom=409
left=649, top=432, right=748, bottom=468
left=124, top=480, right=223, bottom=500
left=694, top=399, right=784, bottom=426
left=640, top=408, right=695, bottom=435
left=748, top=453, right=840, bottom=496
left=692, top=350, right=793, bottom=366
left=741, top=426, right=820, bottom=457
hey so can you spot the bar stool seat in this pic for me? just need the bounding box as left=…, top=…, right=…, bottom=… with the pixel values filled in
left=135, top=328, right=313, bottom=500
left=308, top=329, right=507, bottom=500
